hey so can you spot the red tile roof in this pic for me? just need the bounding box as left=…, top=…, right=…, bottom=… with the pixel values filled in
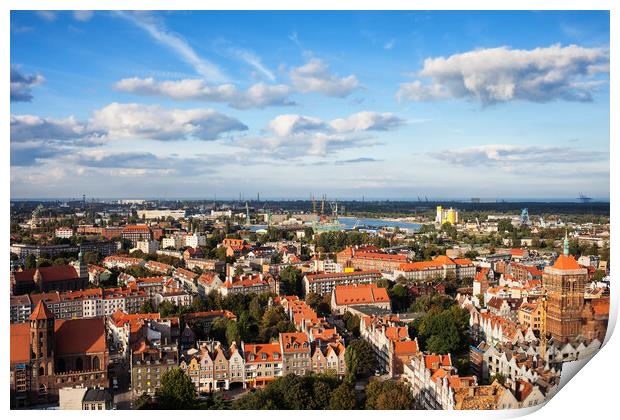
left=54, top=318, right=107, bottom=355
left=280, top=332, right=310, bottom=353
left=244, top=343, right=282, bottom=363
left=552, top=254, right=583, bottom=270
left=29, top=300, right=54, bottom=320
left=13, top=265, right=80, bottom=283
left=394, top=339, right=419, bottom=355
left=10, top=323, right=30, bottom=364
left=333, top=283, right=390, bottom=305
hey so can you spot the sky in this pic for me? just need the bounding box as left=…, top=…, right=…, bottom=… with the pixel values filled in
left=10, top=10, right=610, bottom=200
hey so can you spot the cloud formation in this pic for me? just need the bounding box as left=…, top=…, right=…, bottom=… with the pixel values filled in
left=397, top=44, right=609, bottom=104
left=430, top=144, right=607, bottom=169
left=329, top=112, right=406, bottom=133
left=89, top=103, right=248, bottom=141
left=73, top=11, right=94, bottom=22
left=237, top=111, right=404, bottom=158
left=229, top=47, right=276, bottom=81
left=114, top=77, right=294, bottom=109
left=290, top=58, right=360, bottom=97
left=11, top=102, right=248, bottom=167
left=10, top=66, right=45, bottom=102
left=36, top=11, right=56, bottom=22
left=115, top=11, right=228, bottom=82
left=11, top=114, right=89, bottom=143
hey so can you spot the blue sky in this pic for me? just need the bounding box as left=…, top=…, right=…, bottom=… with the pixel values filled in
left=10, top=10, right=610, bottom=200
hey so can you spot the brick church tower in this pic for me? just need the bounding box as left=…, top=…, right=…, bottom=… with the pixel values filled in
left=29, top=301, right=55, bottom=403
left=542, top=233, right=588, bottom=343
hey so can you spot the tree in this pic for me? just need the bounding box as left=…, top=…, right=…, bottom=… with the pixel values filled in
left=329, top=382, right=357, bottom=409
left=134, top=393, right=154, bottom=409
left=140, top=300, right=156, bottom=314
left=155, top=368, right=196, bottom=409
left=279, top=266, right=304, bottom=296
left=497, top=219, right=514, bottom=233
left=592, top=269, right=606, bottom=282
left=82, top=251, right=101, bottom=265
left=413, top=304, right=470, bottom=354
left=342, top=312, right=361, bottom=338
left=490, top=372, right=506, bottom=385
left=365, top=380, right=414, bottom=409
left=464, top=250, right=479, bottom=259
left=345, top=339, right=377, bottom=380
left=25, top=254, right=37, bottom=269
left=389, top=283, right=410, bottom=312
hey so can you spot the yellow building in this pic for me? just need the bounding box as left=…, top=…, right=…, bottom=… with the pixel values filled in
left=436, top=206, right=459, bottom=225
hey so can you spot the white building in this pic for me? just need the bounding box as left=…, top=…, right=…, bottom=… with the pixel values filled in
left=55, top=227, right=74, bottom=238
left=135, top=240, right=159, bottom=254
left=185, top=233, right=206, bottom=248
left=162, top=236, right=183, bottom=250
left=137, top=209, right=186, bottom=220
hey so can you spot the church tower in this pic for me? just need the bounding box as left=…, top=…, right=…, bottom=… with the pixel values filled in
left=29, top=301, right=55, bottom=401
left=542, top=232, right=588, bottom=343
left=73, top=251, right=88, bottom=280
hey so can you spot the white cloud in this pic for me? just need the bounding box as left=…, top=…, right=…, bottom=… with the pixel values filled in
left=267, top=115, right=326, bottom=137
left=11, top=102, right=247, bottom=155
left=10, top=66, right=45, bottom=102
left=11, top=114, right=88, bottom=142
left=229, top=47, right=275, bottom=81
left=36, top=11, right=56, bottom=22
left=289, top=58, right=360, bottom=97
left=384, top=39, right=396, bottom=50
left=329, top=112, right=406, bottom=133
left=89, top=103, right=247, bottom=141
left=114, top=77, right=293, bottom=109
left=73, top=11, right=94, bottom=22
left=236, top=111, right=404, bottom=158
left=397, top=44, right=609, bottom=104
left=115, top=11, right=228, bottom=82
left=430, top=144, right=607, bottom=170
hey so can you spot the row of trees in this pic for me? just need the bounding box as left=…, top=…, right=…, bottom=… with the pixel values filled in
left=232, top=372, right=413, bottom=410
left=141, top=291, right=297, bottom=347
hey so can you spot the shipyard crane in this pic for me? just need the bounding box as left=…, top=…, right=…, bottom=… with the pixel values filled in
left=520, top=208, right=531, bottom=226
left=577, top=192, right=592, bottom=203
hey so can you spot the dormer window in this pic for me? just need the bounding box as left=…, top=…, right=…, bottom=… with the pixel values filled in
left=249, top=354, right=255, bottom=361
left=261, top=353, right=267, bottom=360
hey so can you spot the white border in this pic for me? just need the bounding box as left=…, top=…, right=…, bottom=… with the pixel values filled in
left=2, top=1, right=617, bottom=419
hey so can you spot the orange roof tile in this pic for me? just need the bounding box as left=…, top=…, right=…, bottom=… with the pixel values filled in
left=10, top=323, right=30, bottom=364
left=552, top=254, right=583, bottom=270
left=333, top=283, right=390, bottom=305
left=29, top=300, right=53, bottom=321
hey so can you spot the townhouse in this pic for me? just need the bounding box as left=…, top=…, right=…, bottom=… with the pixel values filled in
left=403, top=353, right=479, bottom=410
left=243, top=343, right=283, bottom=388
left=360, top=314, right=420, bottom=376
left=180, top=341, right=245, bottom=392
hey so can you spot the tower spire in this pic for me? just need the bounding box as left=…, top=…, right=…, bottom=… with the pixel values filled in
left=563, top=230, right=569, bottom=256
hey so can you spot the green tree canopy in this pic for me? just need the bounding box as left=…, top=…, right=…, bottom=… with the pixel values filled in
left=345, top=339, right=377, bottom=380
left=155, top=368, right=196, bottom=409
left=365, top=380, right=414, bottom=409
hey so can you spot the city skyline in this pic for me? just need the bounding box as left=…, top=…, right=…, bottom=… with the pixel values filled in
left=10, top=10, right=610, bottom=199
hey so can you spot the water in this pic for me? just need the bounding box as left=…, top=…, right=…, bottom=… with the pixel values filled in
left=338, top=217, right=421, bottom=232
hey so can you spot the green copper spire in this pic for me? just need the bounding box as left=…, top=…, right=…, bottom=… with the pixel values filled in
left=563, top=231, right=569, bottom=256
